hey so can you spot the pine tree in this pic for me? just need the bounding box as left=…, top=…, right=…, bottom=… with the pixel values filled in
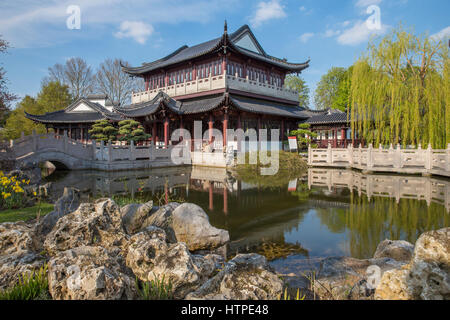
left=290, top=123, right=318, bottom=150
left=88, top=119, right=118, bottom=142
left=118, top=119, right=150, bottom=144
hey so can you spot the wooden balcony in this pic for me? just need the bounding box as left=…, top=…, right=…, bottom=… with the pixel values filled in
left=131, top=71, right=299, bottom=104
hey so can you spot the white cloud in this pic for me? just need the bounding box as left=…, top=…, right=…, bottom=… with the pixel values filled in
left=431, top=26, right=450, bottom=41
left=0, top=0, right=237, bottom=48
left=250, top=0, right=286, bottom=28
left=114, top=21, right=154, bottom=44
left=299, top=32, right=314, bottom=43
left=299, top=6, right=306, bottom=12
left=355, top=0, right=382, bottom=7
left=337, top=20, right=388, bottom=45
left=324, top=29, right=341, bottom=38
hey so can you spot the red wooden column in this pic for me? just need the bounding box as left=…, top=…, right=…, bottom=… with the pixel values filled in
left=223, top=112, right=228, bottom=147
left=222, top=56, right=227, bottom=75
left=209, top=181, right=214, bottom=211
left=341, top=128, right=346, bottom=147
left=164, top=183, right=169, bottom=205
left=208, top=114, right=214, bottom=143
left=333, top=129, right=337, bottom=148
left=164, top=117, right=169, bottom=147
left=193, top=64, right=197, bottom=80
left=223, top=186, right=228, bottom=215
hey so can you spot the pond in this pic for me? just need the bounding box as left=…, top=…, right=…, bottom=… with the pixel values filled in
left=43, top=166, right=449, bottom=263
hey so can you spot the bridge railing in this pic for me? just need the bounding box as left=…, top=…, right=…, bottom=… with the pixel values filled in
left=307, top=168, right=450, bottom=211
left=308, top=143, right=450, bottom=178
left=9, top=132, right=95, bottom=160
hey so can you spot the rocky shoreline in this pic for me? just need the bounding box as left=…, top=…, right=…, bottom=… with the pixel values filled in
left=0, top=186, right=448, bottom=300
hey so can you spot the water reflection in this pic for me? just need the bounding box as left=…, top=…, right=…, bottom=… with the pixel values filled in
left=44, top=167, right=449, bottom=260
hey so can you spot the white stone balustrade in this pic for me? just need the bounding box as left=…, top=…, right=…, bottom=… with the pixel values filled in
left=308, top=143, right=450, bottom=178
left=307, top=168, right=450, bottom=212
left=131, top=71, right=299, bottom=104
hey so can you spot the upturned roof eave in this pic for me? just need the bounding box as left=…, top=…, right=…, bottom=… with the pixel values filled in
left=122, top=25, right=310, bottom=76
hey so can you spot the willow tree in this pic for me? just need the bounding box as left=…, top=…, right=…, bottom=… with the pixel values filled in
left=350, top=26, right=449, bottom=148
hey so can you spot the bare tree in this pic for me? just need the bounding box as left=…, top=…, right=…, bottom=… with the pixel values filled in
left=94, top=58, right=143, bottom=106
left=45, top=57, right=94, bottom=99
left=0, top=36, right=17, bottom=126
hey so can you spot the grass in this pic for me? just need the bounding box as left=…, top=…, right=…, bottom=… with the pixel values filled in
left=0, top=265, right=50, bottom=300
left=135, top=274, right=174, bottom=300
left=109, top=192, right=185, bottom=208
left=0, top=202, right=53, bottom=223
left=233, top=151, right=308, bottom=188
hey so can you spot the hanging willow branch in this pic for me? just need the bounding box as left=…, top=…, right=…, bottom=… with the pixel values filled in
left=350, top=26, right=449, bottom=148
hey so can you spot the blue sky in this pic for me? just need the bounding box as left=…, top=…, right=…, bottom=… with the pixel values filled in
left=1, top=0, right=449, bottom=108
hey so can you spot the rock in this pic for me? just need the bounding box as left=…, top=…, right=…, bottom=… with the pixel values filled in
left=44, top=199, right=128, bottom=255
left=374, top=267, right=412, bottom=300
left=375, top=228, right=450, bottom=300
left=186, top=253, right=283, bottom=300
left=412, top=228, right=449, bottom=265
left=373, top=239, right=414, bottom=262
left=0, top=252, right=46, bottom=290
left=172, top=203, right=229, bottom=251
left=141, top=202, right=180, bottom=243
left=0, top=221, right=36, bottom=255
left=35, top=187, right=80, bottom=237
left=407, top=228, right=450, bottom=300
left=47, top=246, right=136, bottom=300
left=0, top=221, right=46, bottom=289
left=121, top=201, right=153, bottom=234
left=126, top=226, right=221, bottom=299
left=310, top=256, right=405, bottom=300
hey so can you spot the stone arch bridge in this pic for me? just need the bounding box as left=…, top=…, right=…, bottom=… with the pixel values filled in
left=1, top=132, right=230, bottom=171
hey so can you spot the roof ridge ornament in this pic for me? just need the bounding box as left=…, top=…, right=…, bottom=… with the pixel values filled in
left=224, top=20, right=228, bottom=34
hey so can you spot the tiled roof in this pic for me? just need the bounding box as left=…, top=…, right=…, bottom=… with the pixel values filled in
left=229, top=95, right=310, bottom=119
left=25, top=97, right=122, bottom=124
left=115, top=92, right=225, bottom=117
left=116, top=92, right=310, bottom=119
left=122, top=25, right=309, bottom=75
left=305, top=110, right=349, bottom=125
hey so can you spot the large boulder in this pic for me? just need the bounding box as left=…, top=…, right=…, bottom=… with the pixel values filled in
left=44, top=199, right=128, bottom=256
left=35, top=187, right=80, bottom=238
left=0, top=222, right=45, bottom=289
left=407, top=228, right=450, bottom=300
left=373, top=239, right=414, bottom=263
left=311, top=256, right=404, bottom=300
left=120, top=201, right=153, bottom=235
left=0, top=252, right=46, bottom=290
left=172, top=203, right=229, bottom=251
left=140, top=202, right=180, bottom=243
left=126, top=226, right=222, bottom=299
left=375, top=228, right=450, bottom=300
left=0, top=221, right=36, bottom=255
left=186, top=253, right=283, bottom=300
left=47, top=246, right=136, bottom=300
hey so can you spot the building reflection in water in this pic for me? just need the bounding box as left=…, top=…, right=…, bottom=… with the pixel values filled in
left=44, top=166, right=449, bottom=260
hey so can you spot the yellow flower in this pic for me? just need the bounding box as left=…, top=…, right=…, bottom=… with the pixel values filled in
left=33, top=191, right=37, bottom=196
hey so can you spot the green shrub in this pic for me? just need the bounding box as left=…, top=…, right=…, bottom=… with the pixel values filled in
left=0, top=265, right=50, bottom=300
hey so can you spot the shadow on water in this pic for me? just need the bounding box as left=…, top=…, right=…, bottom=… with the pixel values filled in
left=43, top=166, right=450, bottom=261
